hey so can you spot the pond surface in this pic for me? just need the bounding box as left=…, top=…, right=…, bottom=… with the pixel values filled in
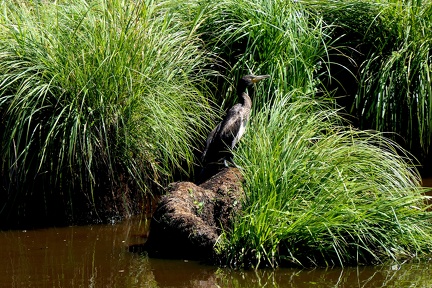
left=1, top=216, right=432, bottom=288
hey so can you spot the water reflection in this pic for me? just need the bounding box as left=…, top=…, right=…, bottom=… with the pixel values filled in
left=0, top=217, right=430, bottom=287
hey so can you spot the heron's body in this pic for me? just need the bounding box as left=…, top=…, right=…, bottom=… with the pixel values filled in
left=201, top=74, right=269, bottom=167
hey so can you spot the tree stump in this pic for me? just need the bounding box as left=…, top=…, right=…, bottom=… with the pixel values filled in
left=140, top=167, right=244, bottom=260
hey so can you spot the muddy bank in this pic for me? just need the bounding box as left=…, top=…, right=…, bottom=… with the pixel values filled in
left=0, top=178, right=150, bottom=230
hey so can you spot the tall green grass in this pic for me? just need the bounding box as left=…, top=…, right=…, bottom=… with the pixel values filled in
left=0, top=0, right=214, bottom=225
left=201, top=0, right=432, bottom=268
left=216, top=92, right=432, bottom=268
left=180, top=0, right=334, bottom=108
left=357, top=0, right=432, bottom=162
left=306, top=0, right=432, bottom=166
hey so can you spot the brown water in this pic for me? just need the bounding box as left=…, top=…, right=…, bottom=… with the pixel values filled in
left=1, top=216, right=432, bottom=288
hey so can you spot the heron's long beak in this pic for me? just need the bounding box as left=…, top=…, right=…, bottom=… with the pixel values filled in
left=252, top=75, right=270, bottom=83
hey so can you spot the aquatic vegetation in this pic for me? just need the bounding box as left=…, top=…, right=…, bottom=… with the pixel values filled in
left=306, top=0, right=432, bottom=166
left=205, top=0, right=432, bottom=268
left=178, top=0, right=334, bottom=108
left=216, top=92, right=432, bottom=268
left=357, top=1, right=432, bottom=164
left=0, top=0, right=214, bottom=226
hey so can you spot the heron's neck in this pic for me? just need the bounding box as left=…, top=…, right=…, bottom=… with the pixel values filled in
left=240, top=91, right=252, bottom=109
left=238, top=85, right=253, bottom=109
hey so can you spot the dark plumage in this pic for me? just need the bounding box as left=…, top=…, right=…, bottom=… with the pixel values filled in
left=201, top=74, right=270, bottom=168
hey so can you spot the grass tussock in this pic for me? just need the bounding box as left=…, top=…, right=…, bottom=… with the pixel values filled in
left=357, top=0, right=432, bottom=160
left=216, top=92, right=432, bottom=268
left=0, top=0, right=214, bottom=225
left=306, top=0, right=432, bottom=164
left=180, top=0, right=334, bottom=108
left=201, top=0, right=432, bottom=268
